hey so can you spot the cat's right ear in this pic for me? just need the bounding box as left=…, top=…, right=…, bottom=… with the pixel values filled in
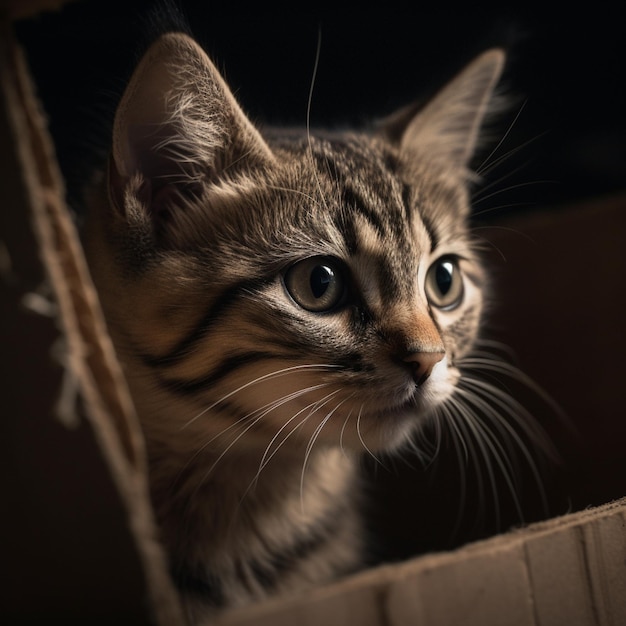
left=109, top=33, right=274, bottom=221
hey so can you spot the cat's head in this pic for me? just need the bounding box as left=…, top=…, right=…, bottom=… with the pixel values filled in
left=84, top=33, right=504, bottom=457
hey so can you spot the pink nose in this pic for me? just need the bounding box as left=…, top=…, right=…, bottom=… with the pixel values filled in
left=403, top=351, right=445, bottom=385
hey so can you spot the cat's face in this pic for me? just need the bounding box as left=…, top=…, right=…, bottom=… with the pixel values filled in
left=84, top=34, right=502, bottom=457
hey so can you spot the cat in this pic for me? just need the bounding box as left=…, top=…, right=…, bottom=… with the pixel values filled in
left=82, top=30, right=512, bottom=622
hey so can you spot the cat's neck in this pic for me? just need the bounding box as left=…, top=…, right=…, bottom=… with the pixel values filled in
left=151, top=437, right=353, bottom=536
left=146, top=433, right=363, bottom=610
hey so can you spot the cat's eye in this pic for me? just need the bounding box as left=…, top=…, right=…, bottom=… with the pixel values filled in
left=425, top=256, right=464, bottom=310
left=283, top=256, right=347, bottom=312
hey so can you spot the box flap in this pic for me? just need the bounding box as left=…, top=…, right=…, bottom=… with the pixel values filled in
left=0, top=17, right=185, bottom=624
left=216, top=498, right=626, bottom=625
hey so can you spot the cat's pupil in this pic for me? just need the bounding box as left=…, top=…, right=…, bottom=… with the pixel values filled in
left=310, top=265, right=334, bottom=299
left=436, top=261, right=454, bottom=295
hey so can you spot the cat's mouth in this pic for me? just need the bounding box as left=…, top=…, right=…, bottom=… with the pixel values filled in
left=380, top=393, right=435, bottom=425
left=366, top=357, right=460, bottom=422
left=359, top=357, right=458, bottom=449
left=391, top=356, right=457, bottom=413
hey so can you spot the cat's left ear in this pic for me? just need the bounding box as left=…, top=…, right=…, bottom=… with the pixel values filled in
left=382, top=49, right=505, bottom=171
left=109, top=32, right=274, bottom=210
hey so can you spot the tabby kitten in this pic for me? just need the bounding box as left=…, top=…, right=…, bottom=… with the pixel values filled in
left=83, top=32, right=504, bottom=621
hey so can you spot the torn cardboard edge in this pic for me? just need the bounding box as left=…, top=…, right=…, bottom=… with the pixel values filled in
left=1, top=18, right=185, bottom=625
left=218, top=497, right=626, bottom=626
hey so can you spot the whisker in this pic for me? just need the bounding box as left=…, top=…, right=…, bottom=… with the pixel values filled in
left=473, top=179, right=557, bottom=206
left=440, top=399, right=482, bottom=539
left=241, top=389, right=337, bottom=502
left=193, top=382, right=338, bottom=498
left=460, top=375, right=551, bottom=445
left=472, top=337, right=520, bottom=361
left=472, top=200, right=536, bottom=219
left=467, top=399, right=526, bottom=521
left=431, top=340, right=561, bottom=539
left=476, top=131, right=549, bottom=187
left=356, top=404, right=388, bottom=469
left=447, top=395, right=504, bottom=531
left=339, top=407, right=355, bottom=457
left=181, top=379, right=332, bottom=477
left=182, top=363, right=339, bottom=429
left=476, top=99, right=528, bottom=176
left=406, top=405, right=443, bottom=469
left=442, top=344, right=562, bottom=529
left=252, top=385, right=339, bottom=482
left=305, top=28, right=329, bottom=213
left=192, top=412, right=268, bottom=499
left=456, top=381, right=551, bottom=517
left=300, top=391, right=353, bottom=508
left=460, top=350, right=569, bottom=431
left=469, top=224, right=538, bottom=246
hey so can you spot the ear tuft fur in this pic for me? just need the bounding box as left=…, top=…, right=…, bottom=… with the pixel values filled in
left=383, top=49, right=505, bottom=171
left=110, top=33, right=273, bottom=224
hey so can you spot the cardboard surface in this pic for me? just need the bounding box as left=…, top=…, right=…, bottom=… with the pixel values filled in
left=2, top=2, right=625, bottom=624
left=217, top=499, right=626, bottom=626
left=0, top=17, right=184, bottom=624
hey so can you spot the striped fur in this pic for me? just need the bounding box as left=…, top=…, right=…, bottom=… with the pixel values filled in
left=83, top=33, right=504, bottom=622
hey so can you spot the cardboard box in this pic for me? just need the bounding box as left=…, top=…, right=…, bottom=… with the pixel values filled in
left=2, top=3, right=625, bottom=624
left=216, top=499, right=626, bottom=626
left=0, top=6, right=184, bottom=623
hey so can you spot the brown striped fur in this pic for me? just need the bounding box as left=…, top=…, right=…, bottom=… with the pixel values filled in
left=83, top=32, right=507, bottom=622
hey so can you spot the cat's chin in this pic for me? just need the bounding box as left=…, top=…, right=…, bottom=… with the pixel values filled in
left=343, top=359, right=460, bottom=454
left=360, top=402, right=435, bottom=454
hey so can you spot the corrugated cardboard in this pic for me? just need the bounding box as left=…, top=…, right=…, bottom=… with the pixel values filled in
left=215, top=498, right=626, bottom=626
left=2, top=3, right=625, bottom=624
left=213, top=500, right=626, bottom=626
left=0, top=10, right=185, bottom=624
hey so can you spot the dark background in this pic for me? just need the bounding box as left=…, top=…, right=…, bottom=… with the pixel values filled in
left=16, top=0, right=626, bottom=214
left=14, top=0, right=626, bottom=561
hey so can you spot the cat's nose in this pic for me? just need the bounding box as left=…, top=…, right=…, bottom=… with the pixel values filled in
left=403, top=351, right=445, bottom=386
